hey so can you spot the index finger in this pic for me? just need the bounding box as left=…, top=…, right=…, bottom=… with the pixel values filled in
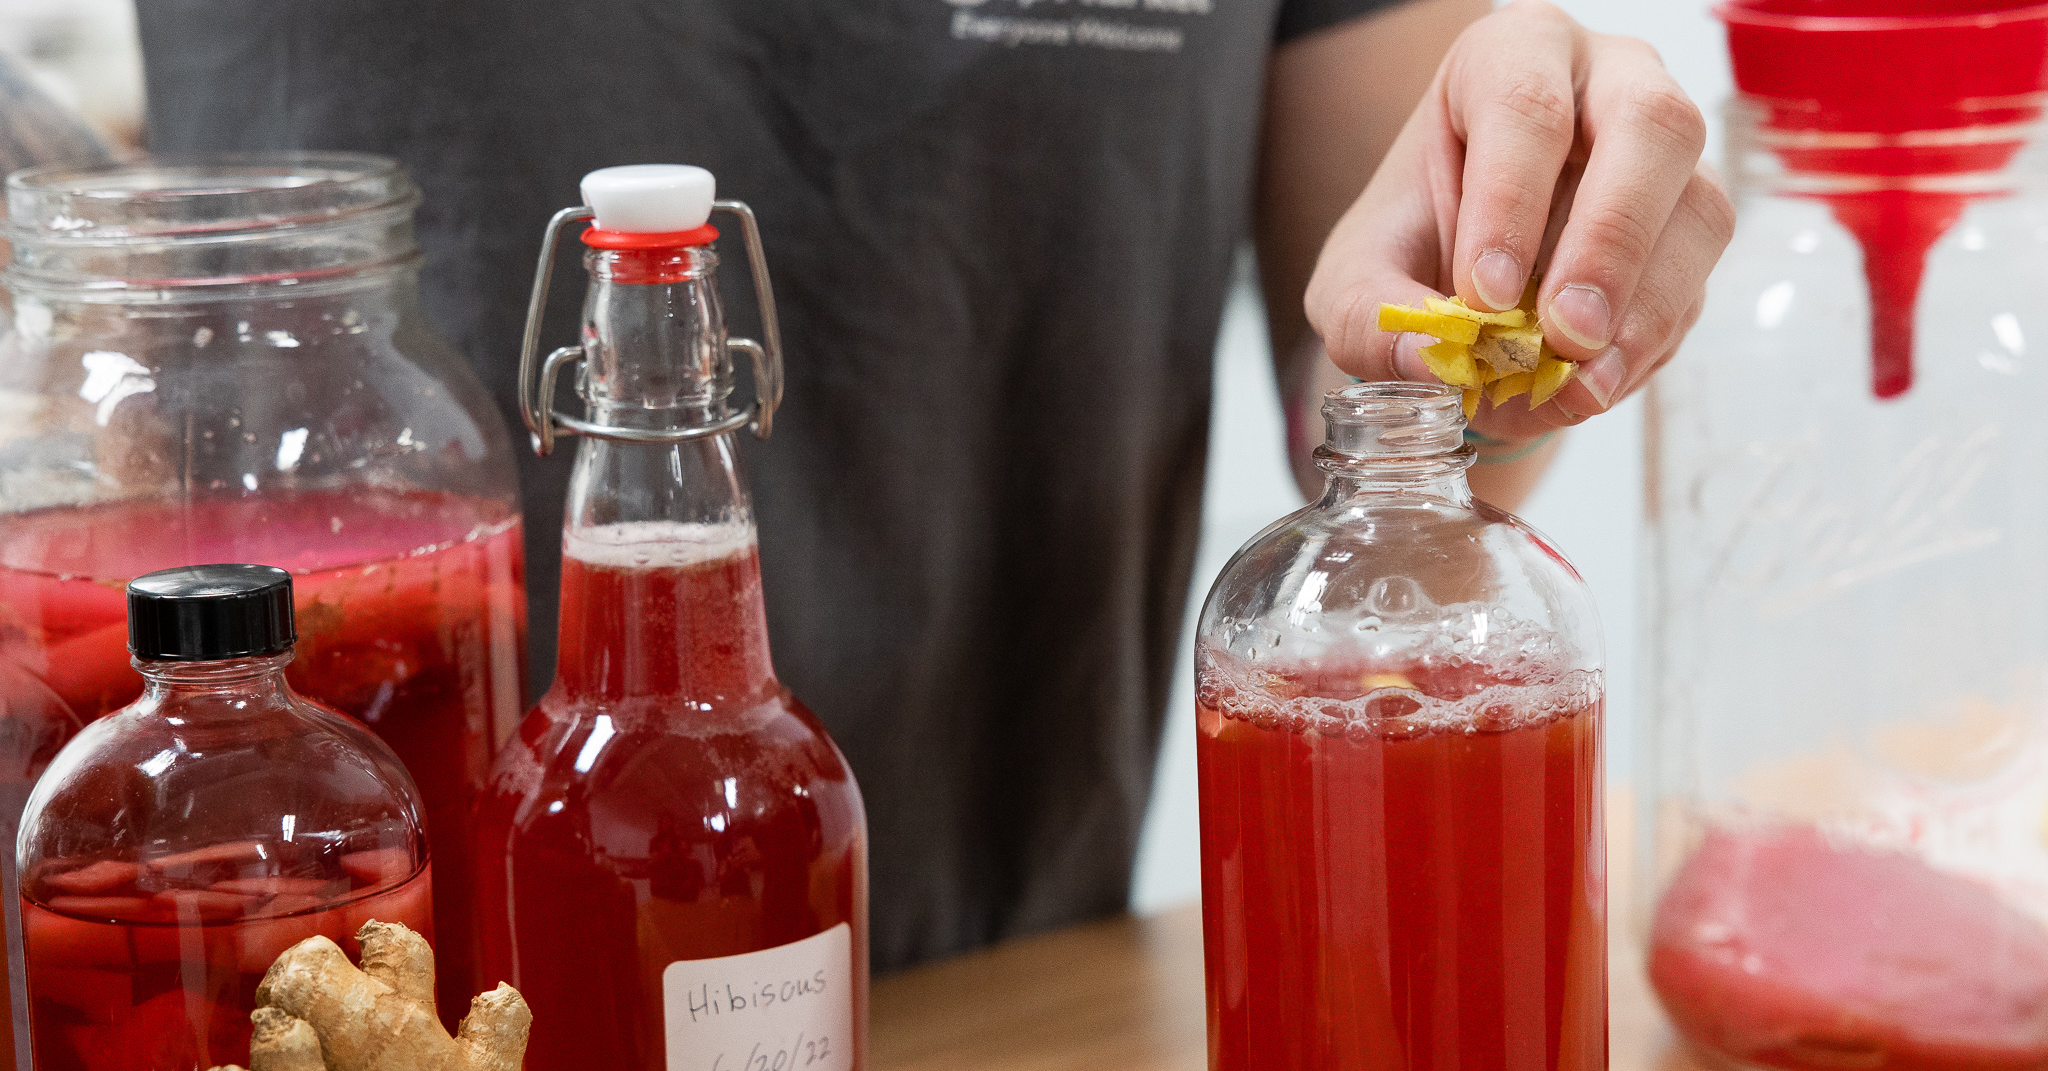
left=1444, top=2, right=1582, bottom=313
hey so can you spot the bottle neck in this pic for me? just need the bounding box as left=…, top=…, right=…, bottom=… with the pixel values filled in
left=1314, top=384, right=1475, bottom=507
left=554, top=246, right=777, bottom=707
left=135, top=652, right=297, bottom=709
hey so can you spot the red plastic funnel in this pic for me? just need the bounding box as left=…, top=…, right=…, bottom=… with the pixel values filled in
left=1719, top=1, right=2048, bottom=398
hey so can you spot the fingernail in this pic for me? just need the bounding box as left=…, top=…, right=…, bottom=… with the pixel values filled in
left=1473, top=250, right=1524, bottom=312
left=1550, top=285, right=1613, bottom=350
left=1579, top=349, right=1624, bottom=410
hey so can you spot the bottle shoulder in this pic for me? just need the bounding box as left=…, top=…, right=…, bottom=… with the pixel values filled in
left=17, top=692, right=428, bottom=896
left=1200, top=495, right=1601, bottom=676
left=21, top=694, right=425, bottom=846
left=485, top=687, right=863, bottom=816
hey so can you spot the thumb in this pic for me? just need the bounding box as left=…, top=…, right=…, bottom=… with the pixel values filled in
left=1305, top=261, right=1446, bottom=387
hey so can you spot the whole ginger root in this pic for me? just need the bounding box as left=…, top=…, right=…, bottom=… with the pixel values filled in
left=208, top=919, right=529, bottom=1071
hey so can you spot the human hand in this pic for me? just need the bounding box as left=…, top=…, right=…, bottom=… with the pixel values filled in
left=1302, top=0, right=1734, bottom=442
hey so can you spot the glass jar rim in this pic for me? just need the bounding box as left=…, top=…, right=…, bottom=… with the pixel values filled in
left=5, top=152, right=422, bottom=299
left=6, top=151, right=417, bottom=244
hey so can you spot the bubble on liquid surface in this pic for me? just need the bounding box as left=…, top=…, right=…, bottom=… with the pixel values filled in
left=1364, top=576, right=1432, bottom=620
left=564, top=520, right=754, bottom=570
left=1196, top=644, right=1600, bottom=741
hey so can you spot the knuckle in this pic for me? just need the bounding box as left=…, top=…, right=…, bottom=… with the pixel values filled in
left=1309, top=281, right=1382, bottom=371
left=1610, top=34, right=1664, bottom=65
left=1494, top=75, right=1578, bottom=143
left=1574, top=208, right=1661, bottom=277
left=1688, top=173, right=1738, bottom=247
left=1497, top=0, right=1568, bottom=24
left=1672, top=296, right=1707, bottom=341
left=1626, top=82, right=1707, bottom=158
left=1619, top=281, right=1692, bottom=353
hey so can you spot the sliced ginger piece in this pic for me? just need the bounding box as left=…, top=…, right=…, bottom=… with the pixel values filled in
left=1423, top=295, right=1529, bottom=329
left=1419, top=341, right=1483, bottom=388
left=1361, top=672, right=1417, bottom=691
left=1377, top=305, right=1481, bottom=345
left=1379, top=280, right=1572, bottom=410
left=1489, top=371, right=1536, bottom=405
left=1472, top=325, right=1544, bottom=375
left=1529, top=356, right=1576, bottom=408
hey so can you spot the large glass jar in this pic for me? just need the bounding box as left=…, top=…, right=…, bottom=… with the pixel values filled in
left=0, top=153, right=525, bottom=1028
left=1196, top=382, right=1605, bottom=1070
left=1641, top=5, right=2048, bottom=1070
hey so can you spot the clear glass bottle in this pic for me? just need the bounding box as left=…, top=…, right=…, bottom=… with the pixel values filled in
left=16, top=564, right=432, bottom=1071
left=1195, top=382, right=1605, bottom=1070
left=0, top=153, right=527, bottom=1021
left=1642, top=5, right=2048, bottom=1070
left=475, top=165, right=867, bottom=1071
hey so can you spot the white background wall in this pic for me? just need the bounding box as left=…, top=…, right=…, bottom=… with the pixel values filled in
left=1130, top=0, right=1734, bottom=912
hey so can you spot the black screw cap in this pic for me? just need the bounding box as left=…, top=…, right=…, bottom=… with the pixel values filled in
left=127, top=564, right=296, bottom=661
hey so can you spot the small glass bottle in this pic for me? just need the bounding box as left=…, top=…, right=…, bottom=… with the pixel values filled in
left=475, top=166, right=868, bottom=1071
left=1195, top=382, right=1605, bottom=1070
left=16, top=564, right=432, bottom=1071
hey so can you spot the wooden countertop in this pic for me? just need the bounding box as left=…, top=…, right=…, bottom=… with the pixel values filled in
left=871, top=792, right=1701, bottom=1070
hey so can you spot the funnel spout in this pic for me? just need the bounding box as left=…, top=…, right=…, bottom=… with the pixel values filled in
left=1827, top=190, right=1970, bottom=400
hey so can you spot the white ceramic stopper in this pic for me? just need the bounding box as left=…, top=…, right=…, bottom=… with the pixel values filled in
left=580, top=164, right=716, bottom=233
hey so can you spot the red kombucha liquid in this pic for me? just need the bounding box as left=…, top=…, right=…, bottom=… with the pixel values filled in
left=21, top=849, right=431, bottom=1071
left=0, top=490, right=524, bottom=1023
left=1650, top=823, right=2048, bottom=1071
left=476, top=523, right=866, bottom=1071
left=1196, top=655, right=1606, bottom=1071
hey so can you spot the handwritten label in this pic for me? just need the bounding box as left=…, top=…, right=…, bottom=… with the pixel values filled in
left=663, top=924, right=852, bottom=1071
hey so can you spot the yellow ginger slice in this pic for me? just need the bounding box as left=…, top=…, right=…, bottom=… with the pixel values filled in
left=1377, top=305, right=1481, bottom=345
left=1530, top=356, right=1575, bottom=408
left=1380, top=280, right=1579, bottom=412
left=1361, top=672, right=1417, bottom=691
left=1489, top=371, right=1536, bottom=405
left=1424, top=296, right=1530, bottom=329
left=1419, top=341, right=1483, bottom=388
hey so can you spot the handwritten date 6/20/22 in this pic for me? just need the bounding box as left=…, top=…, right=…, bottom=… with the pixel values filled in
left=708, top=1032, right=834, bottom=1071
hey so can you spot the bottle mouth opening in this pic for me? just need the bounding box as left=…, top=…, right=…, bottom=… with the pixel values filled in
left=1320, top=382, right=1468, bottom=460
left=8, top=152, right=416, bottom=242
left=5, top=152, right=420, bottom=298
left=584, top=244, right=719, bottom=286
